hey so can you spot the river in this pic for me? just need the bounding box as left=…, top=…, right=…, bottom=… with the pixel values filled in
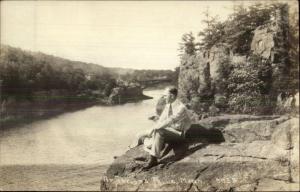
left=0, top=88, right=165, bottom=190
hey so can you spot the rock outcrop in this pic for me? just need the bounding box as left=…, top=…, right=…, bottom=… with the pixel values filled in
left=251, top=5, right=290, bottom=94
left=178, top=4, right=291, bottom=114
left=100, top=115, right=299, bottom=191
left=108, top=84, right=151, bottom=104
left=178, top=54, right=213, bottom=112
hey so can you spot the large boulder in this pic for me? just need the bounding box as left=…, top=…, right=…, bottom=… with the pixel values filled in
left=100, top=116, right=299, bottom=191
left=196, top=114, right=280, bottom=129
left=108, top=87, right=125, bottom=104
left=178, top=53, right=213, bottom=111
left=222, top=116, right=290, bottom=143
left=101, top=142, right=291, bottom=191
left=290, top=118, right=300, bottom=183
left=208, top=44, right=230, bottom=80
left=251, top=25, right=276, bottom=60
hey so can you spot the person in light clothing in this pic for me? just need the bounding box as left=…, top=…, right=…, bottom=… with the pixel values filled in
left=143, top=87, right=191, bottom=169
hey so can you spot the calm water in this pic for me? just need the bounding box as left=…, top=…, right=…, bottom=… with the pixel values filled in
left=0, top=89, right=164, bottom=165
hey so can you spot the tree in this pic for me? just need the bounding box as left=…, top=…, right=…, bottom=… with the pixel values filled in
left=179, top=32, right=196, bottom=55
left=198, top=8, right=224, bottom=49
left=0, top=45, right=123, bottom=100
left=224, top=3, right=273, bottom=54
left=196, top=3, right=274, bottom=54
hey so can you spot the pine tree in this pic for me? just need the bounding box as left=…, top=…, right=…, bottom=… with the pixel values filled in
left=178, top=32, right=196, bottom=56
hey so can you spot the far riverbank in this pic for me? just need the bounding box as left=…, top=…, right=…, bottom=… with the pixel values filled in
left=0, top=85, right=152, bottom=129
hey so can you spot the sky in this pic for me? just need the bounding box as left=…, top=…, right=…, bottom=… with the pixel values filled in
left=0, top=1, right=297, bottom=70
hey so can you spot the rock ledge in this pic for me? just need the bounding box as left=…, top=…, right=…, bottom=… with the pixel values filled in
left=101, top=115, right=299, bottom=191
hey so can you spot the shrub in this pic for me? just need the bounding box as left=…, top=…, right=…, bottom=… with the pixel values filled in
left=227, top=55, right=274, bottom=114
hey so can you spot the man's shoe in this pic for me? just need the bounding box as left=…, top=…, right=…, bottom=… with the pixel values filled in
left=134, top=156, right=147, bottom=162
left=142, top=156, right=158, bottom=170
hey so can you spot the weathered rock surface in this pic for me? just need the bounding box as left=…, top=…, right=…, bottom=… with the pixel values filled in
left=208, top=44, right=230, bottom=80
left=178, top=54, right=211, bottom=108
left=108, top=84, right=151, bottom=104
left=101, top=116, right=299, bottom=191
left=222, top=115, right=290, bottom=143
left=251, top=24, right=276, bottom=59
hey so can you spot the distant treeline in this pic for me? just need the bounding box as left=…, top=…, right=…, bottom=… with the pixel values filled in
left=120, top=68, right=178, bottom=85
left=0, top=45, right=176, bottom=101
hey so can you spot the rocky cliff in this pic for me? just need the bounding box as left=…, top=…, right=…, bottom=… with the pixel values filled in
left=178, top=4, right=295, bottom=114
left=100, top=115, right=299, bottom=191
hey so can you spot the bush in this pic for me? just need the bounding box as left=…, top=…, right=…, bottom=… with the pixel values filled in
left=227, top=55, right=274, bottom=114
left=228, top=93, right=274, bottom=114
left=214, top=94, right=227, bottom=109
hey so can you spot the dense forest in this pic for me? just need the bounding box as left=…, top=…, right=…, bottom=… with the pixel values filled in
left=178, top=2, right=298, bottom=114
left=0, top=45, right=175, bottom=101
left=0, top=45, right=176, bottom=127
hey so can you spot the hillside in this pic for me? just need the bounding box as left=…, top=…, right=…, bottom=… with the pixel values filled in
left=0, top=45, right=174, bottom=80
left=0, top=44, right=175, bottom=102
left=0, top=45, right=171, bottom=128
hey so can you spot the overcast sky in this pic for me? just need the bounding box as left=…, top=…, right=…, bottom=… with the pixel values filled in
left=0, top=1, right=296, bottom=70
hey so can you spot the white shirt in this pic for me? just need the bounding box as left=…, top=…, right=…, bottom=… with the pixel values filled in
left=155, top=99, right=191, bottom=133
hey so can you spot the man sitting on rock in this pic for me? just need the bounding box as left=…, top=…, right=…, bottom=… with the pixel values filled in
left=143, top=87, right=191, bottom=169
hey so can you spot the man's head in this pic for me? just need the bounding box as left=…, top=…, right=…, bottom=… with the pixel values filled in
left=166, top=87, right=178, bottom=103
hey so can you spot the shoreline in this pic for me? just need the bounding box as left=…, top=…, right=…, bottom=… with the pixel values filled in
left=0, top=94, right=153, bottom=129
left=0, top=83, right=171, bottom=130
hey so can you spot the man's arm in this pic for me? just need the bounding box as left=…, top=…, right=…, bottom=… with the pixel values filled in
left=154, top=104, right=186, bottom=130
